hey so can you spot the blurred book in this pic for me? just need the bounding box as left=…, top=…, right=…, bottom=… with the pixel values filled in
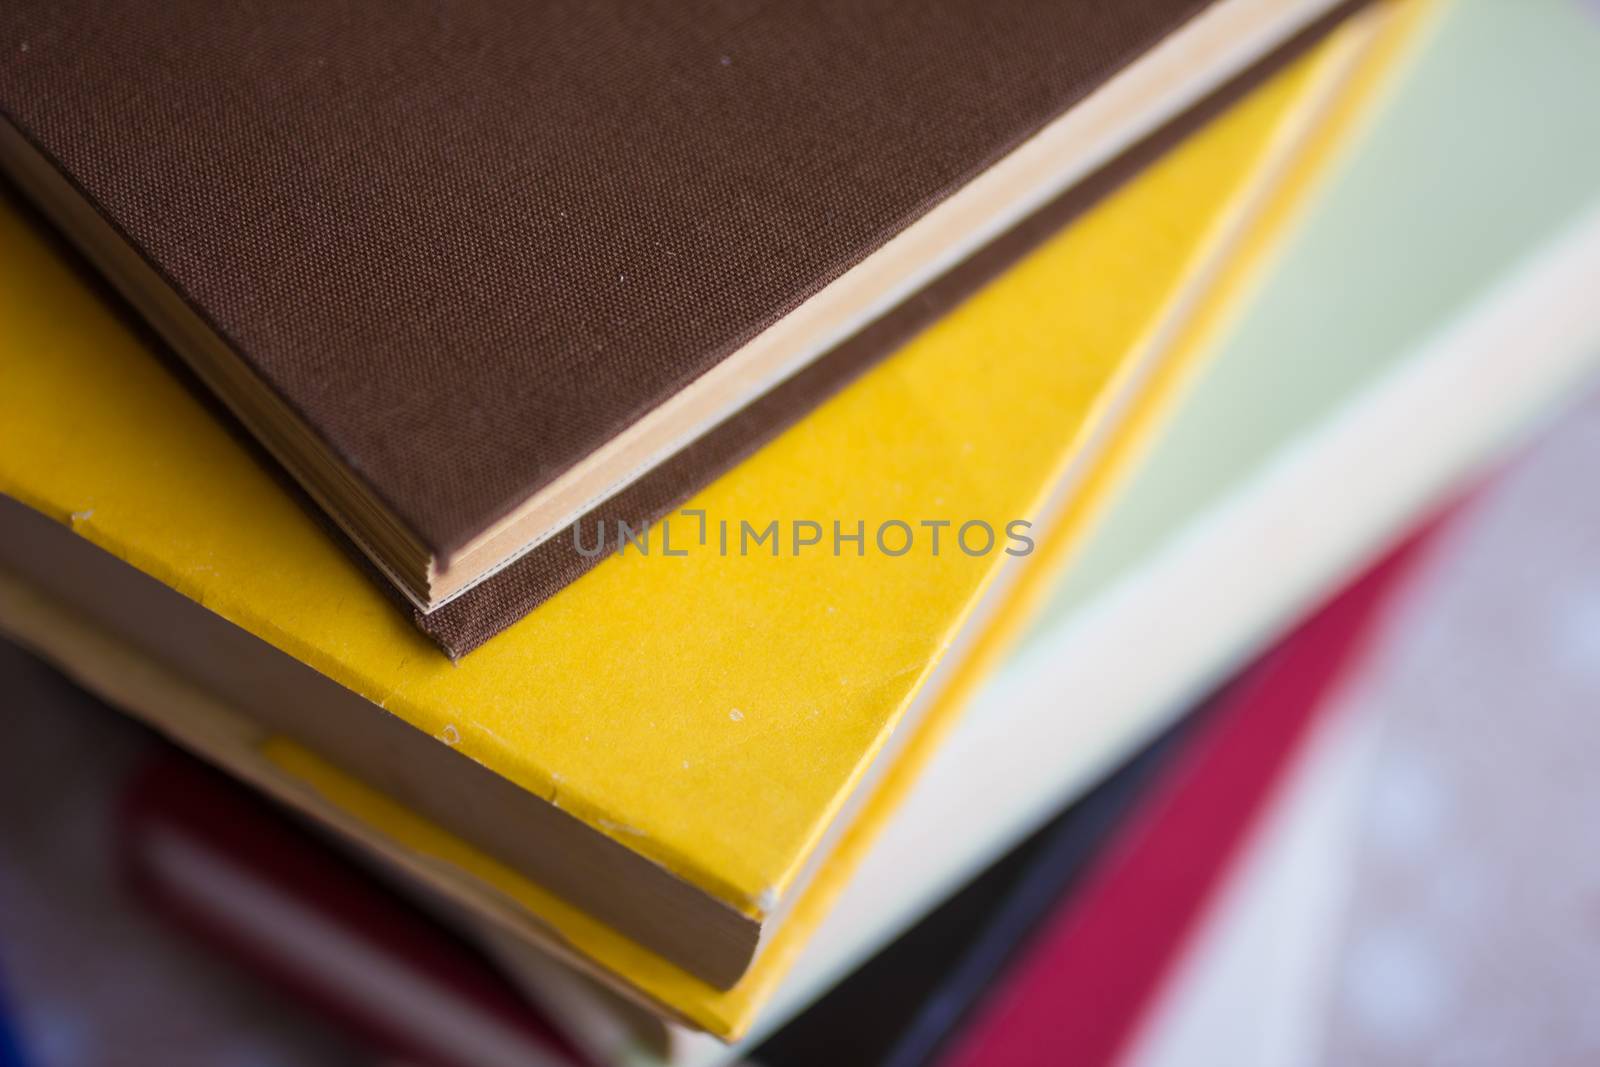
left=1156, top=385, right=1600, bottom=1067
left=0, top=639, right=358, bottom=1067
left=119, top=754, right=584, bottom=1067
left=932, top=527, right=1435, bottom=1067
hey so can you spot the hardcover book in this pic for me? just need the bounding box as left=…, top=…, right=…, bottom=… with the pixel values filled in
left=0, top=0, right=1359, bottom=650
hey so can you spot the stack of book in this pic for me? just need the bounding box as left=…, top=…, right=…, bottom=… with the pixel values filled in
left=3, top=0, right=1599, bottom=1062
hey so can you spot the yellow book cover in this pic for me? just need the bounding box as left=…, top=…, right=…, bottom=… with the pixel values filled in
left=0, top=3, right=1414, bottom=1040
left=486, top=5, right=1430, bottom=1056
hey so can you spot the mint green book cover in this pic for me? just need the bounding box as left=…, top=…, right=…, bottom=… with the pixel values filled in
left=1033, top=0, right=1600, bottom=635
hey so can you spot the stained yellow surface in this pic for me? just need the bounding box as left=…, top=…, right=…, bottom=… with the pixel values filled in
left=0, top=6, right=1415, bottom=1037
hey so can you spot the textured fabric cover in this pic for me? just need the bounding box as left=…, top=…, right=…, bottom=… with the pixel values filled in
left=413, top=0, right=1362, bottom=655
left=0, top=0, right=1213, bottom=551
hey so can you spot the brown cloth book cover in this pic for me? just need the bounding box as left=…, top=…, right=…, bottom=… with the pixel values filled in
left=0, top=0, right=1347, bottom=654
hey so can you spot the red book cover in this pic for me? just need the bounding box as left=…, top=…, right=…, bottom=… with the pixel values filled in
left=935, top=522, right=1443, bottom=1067
left=118, top=756, right=585, bottom=1067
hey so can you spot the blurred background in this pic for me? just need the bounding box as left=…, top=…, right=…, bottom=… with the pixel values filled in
left=4, top=386, right=1597, bottom=1066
